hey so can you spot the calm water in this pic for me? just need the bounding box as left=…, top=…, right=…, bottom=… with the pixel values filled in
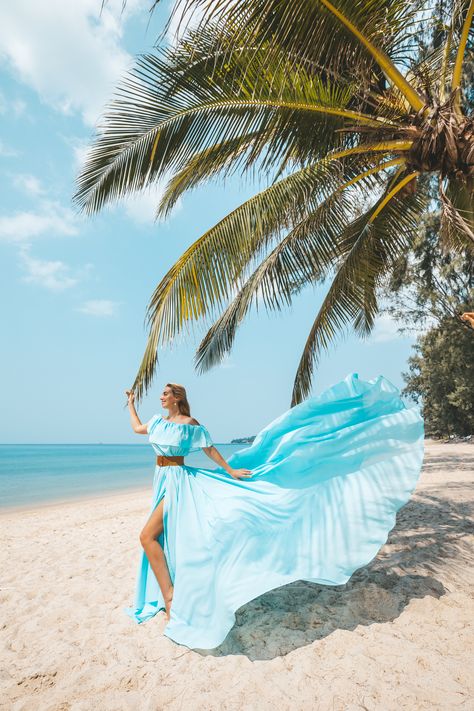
left=0, top=443, right=244, bottom=510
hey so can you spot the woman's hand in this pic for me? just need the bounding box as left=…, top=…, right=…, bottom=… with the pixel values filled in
left=125, top=389, right=135, bottom=405
left=460, top=312, right=474, bottom=329
left=229, top=468, right=253, bottom=480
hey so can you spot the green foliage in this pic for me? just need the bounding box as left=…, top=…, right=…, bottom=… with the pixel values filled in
left=402, top=316, right=474, bottom=437
left=383, top=175, right=474, bottom=332
left=381, top=172, right=474, bottom=436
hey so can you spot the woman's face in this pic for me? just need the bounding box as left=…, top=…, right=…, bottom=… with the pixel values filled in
left=160, top=386, right=176, bottom=409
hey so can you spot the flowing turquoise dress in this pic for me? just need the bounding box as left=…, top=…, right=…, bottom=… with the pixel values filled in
left=124, top=372, right=424, bottom=649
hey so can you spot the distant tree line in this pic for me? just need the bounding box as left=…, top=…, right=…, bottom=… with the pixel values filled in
left=382, top=172, right=473, bottom=438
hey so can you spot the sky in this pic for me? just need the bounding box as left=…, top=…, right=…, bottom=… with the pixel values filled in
left=0, top=0, right=420, bottom=444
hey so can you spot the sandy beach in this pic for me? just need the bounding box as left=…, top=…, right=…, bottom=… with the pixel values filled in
left=1, top=440, right=473, bottom=711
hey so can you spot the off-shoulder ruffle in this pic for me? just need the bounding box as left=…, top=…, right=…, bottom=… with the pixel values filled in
left=148, top=414, right=213, bottom=456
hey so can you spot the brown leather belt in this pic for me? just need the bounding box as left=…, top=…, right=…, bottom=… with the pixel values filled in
left=156, top=455, right=184, bottom=467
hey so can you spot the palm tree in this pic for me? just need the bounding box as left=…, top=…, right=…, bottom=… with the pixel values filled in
left=74, top=0, right=474, bottom=405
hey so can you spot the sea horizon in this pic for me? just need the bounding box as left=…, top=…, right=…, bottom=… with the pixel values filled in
left=0, top=443, right=245, bottom=510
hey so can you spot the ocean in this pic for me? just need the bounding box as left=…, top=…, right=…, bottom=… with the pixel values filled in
left=0, top=443, right=245, bottom=510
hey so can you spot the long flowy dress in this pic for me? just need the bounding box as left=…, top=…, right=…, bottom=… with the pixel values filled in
left=124, top=372, right=424, bottom=649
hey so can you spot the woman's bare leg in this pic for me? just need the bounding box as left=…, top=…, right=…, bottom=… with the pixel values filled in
left=139, top=497, right=174, bottom=620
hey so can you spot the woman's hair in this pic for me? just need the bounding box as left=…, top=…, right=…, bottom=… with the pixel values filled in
left=166, top=382, right=191, bottom=416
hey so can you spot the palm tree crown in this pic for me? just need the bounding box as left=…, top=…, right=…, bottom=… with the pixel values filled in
left=74, top=0, right=474, bottom=404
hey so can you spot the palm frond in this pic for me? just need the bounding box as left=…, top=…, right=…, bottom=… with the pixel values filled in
left=315, top=0, right=426, bottom=111
left=157, top=111, right=410, bottom=214
left=74, top=38, right=398, bottom=215
left=290, top=171, right=425, bottom=404
left=169, top=0, right=429, bottom=86
left=440, top=178, right=474, bottom=250
left=193, top=159, right=405, bottom=373
left=410, top=40, right=454, bottom=104
left=452, top=0, right=474, bottom=110
left=157, top=132, right=264, bottom=218
left=192, top=190, right=354, bottom=375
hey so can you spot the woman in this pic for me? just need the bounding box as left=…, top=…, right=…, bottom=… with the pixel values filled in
left=125, top=383, right=253, bottom=623
left=124, top=375, right=424, bottom=650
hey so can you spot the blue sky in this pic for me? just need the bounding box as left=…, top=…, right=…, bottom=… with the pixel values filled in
left=0, top=1, right=419, bottom=444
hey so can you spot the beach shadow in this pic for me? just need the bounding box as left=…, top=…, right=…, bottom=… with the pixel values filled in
left=199, top=479, right=473, bottom=660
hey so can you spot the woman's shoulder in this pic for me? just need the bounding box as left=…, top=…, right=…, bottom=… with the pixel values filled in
left=163, top=415, right=201, bottom=426
left=183, top=416, right=201, bottom=427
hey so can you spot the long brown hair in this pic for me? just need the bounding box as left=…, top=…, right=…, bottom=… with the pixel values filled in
left=166, top=382, right=191, bottom=417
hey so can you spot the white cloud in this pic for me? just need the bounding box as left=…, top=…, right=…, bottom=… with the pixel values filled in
left=77, top=299, right=118, bottom=317
left=69, top=137, right=92, bottom=173
left=370, top=313, right=402, bottom=343
left=18, top=246, right=81, bottom=291
left=167, top=0, right=205, bottom=43
left=11, top=98, right=26, bottom=116
left=122, top=180, right=183, bottom=224
left=0, top=0, right=141, bottom=126
left=13, top=174, right=44, bottom=197
left=0, top=140, right=18, bottom=157
left=2, top=173, right=89, bottom=292
left=0, top=89, right=27, bottom=127
left=0, top=200, right=78, bottom=244
left=0, top=89, right=27, bottom=117
left=166, top=0, right=235, bottom=44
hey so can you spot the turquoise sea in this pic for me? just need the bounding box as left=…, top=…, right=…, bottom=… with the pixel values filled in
left=0, top=443, right=243, bottom=510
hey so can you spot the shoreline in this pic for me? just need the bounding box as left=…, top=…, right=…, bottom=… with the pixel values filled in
left=0, top=483, right=152, bottom=517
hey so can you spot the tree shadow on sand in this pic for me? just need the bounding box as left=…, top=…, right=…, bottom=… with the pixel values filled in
left=200, top=451, right=473, bottom=660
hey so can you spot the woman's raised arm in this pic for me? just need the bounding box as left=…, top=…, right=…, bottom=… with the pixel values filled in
left=125, top=390, right=149, bottom=434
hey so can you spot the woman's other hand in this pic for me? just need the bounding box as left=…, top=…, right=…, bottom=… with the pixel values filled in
left=125, top=389, right=135, bottom=405
left=229, top=468, right=253, bottom=480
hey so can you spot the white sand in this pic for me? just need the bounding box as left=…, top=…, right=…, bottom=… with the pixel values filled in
left=1, top=440, right=473, bottom=711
